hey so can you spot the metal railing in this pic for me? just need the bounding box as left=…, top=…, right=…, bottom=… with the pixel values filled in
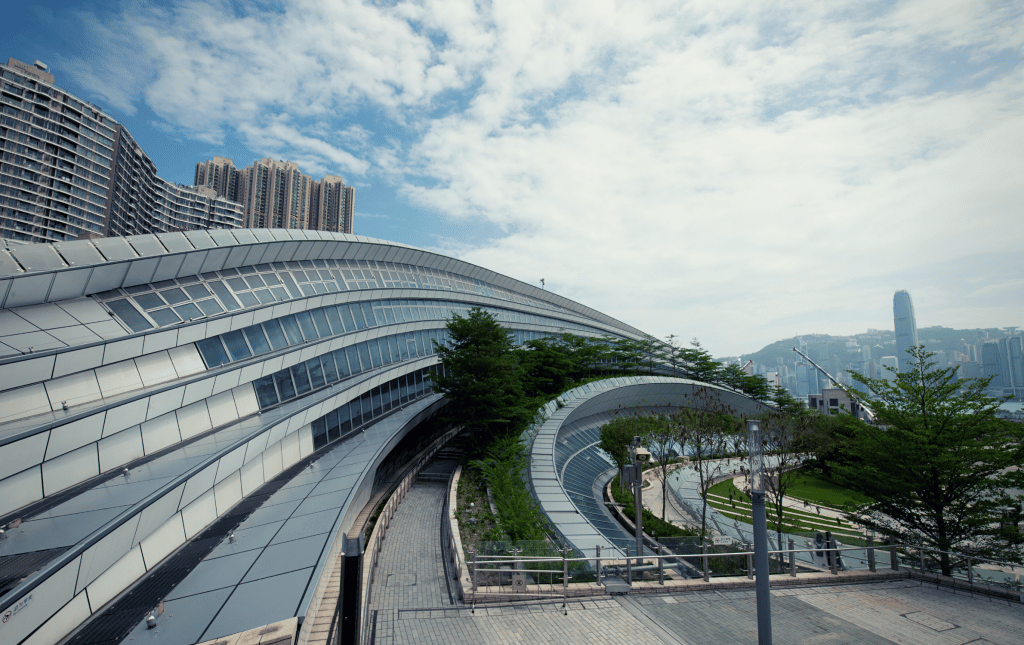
left=466, top=538, right=1024, bottom=605
left=358, top=426, right=459, bottom=644
left=895, top=543, right=1023, bottom=603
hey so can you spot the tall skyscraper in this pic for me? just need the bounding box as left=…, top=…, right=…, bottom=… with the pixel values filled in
left=196, top=158, right=355, bottom=234
left=893, top=289, right=919, bottom=373
left=0, top=58, right=243, bottom=242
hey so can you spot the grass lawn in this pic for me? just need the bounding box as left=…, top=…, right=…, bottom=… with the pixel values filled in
left=785, top=467, right=873, bottom=509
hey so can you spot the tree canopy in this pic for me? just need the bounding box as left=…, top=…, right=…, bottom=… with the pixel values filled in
left=430, top=307, right=532, bottom=438
left=832, top=346, right=1024, bottom=575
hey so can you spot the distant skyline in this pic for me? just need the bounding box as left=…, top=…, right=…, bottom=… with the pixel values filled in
left=3, top=1, right=1021, bottom=356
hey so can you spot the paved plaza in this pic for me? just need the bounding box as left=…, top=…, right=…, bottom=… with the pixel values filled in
left=366, top=479, right=1024, bottom=645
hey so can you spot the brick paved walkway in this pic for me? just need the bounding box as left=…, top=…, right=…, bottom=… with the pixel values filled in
left=367, top=480, right=1024, bottom=645
left=367, top=481, right=453, bottom=644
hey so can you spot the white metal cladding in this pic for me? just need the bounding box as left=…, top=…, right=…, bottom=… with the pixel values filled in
left=526, top=377, right=769, bottom=556
left=0, top=230, right=659, bottom=645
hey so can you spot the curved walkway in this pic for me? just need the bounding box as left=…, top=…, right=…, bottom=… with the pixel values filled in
left=363, top=476, right=1024, bottom=645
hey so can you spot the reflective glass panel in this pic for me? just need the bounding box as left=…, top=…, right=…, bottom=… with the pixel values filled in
left=357, top=343, right=372, bottom=372
left=254, top=375, right=279, bottom=409
left=306, top=358, right=326, bottom=390
left=242, top=325, right=271, bottom=355
left=312, top=417, right=328, bottom=449
left=280, top=315, right=304, bottom=344
left=262, top=319, right=288, bottom=350
left=274, top=370, right=296, bottom=401
left=254, top=289, right=275, bottom=304
left=295, top=311, right=318, bottom=339
left=149, top=308, right=180, bottom=326
left=135, top=292, right=164, bottom=310
left=184, top=283, right=211, bottom=299
left=161, top=288, right=189, bottom=305
left=387, top=336, right=401, bottom=364
left=320, top=354, right=338, bottom=383
left=222, top=330, right=252, bottom=361
left=290, top=364, right=312, bottom=395
left=197, top=337, right=229, bottom=368
left=173, top=302, right=202, bottom=322
left=364, top=339, right=379, bottom=368
left=310, top=308, right=332, bottom=336
left=209, top=280, right=241, bottom=311
left=197, top=299, right=224, bottom=316
left=106, top=299, right=153, bottom=332
left=361, top=302, right=379, bottom=327
left=337, top=305, right=356, bottom=331
left=326, top=409, right=340, bottom=441
left=333, top=349, right=350, bottom=377
left=348, top=304, right=367, bottom=330
left=345, top=346, right=361, bottom=374
left=236, top=292, right=259, bottom=307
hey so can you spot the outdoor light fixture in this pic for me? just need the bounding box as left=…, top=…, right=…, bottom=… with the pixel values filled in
left=747, top=419, right=772, bottom=645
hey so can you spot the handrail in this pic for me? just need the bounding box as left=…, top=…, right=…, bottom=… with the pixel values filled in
left=358, top=427, right=459, bottom=645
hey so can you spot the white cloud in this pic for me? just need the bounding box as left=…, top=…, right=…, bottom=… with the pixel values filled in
left=67, top=0, right=1023, bottom=355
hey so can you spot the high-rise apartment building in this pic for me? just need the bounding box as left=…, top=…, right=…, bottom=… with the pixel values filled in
left=196, top=157, right=355, bottom=234
left=0, top=58, right=244, bottom=243
left=893, top=289, right=919, bottom=373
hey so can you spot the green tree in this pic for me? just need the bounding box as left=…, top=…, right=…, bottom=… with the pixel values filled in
left=641, top=410, right=684, bottom=520
left=673, top=387, right=739, bottom=538
left=833, top=346, right=1024, bottom=575
left=599, top=415, right=640, bottom=471
left=430, top=307, right=532, bottom=441
left=679, top=340, right=723, bottom=384
left=516, top=337, right=574, bottom=398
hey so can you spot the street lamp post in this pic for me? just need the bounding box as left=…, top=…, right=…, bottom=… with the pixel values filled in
left=748, top=419, right=773, bottom=645
left=629, top=436, right=651, bottom=566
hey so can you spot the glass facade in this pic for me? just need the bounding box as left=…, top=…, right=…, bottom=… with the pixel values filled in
left=0, top=231, right=648, bottom=645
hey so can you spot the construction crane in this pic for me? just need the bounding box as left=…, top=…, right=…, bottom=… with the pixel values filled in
left=792, top=347, right=875, bottom=420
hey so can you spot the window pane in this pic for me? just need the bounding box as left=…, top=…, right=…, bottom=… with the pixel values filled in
left=324, top=306, right=344, bottom=334
left=338, top=403, right=352, bottom=434
left=243, top=325, right=272, bottom=355
left=347, top=304, right=367, bottom=330
left=174, top=303, right=202, bottom=322
left=262, top=319, right=288, bottom=350
left=184, top=283, right=211, bottom=299
left=291, top=364, right=312, bottom=395
left=310, top=308, right=332, bottom=336
left=197, top=299, right=224, bottom=316
left=357, top=343, right=372, bottom=372
left=321, top=353, right=339, bottom=383
left=197, top=337, right=229, bottom=368
left=367, top=339, right=382, bottom=368
left=346, top=345, right=362, bottom=373
left=338, top=305, right=357, bottom=331
left=383, top=307, right=396, bottom=324
left=307, top=357, right=326, bottom=390
left=222, top=330, right=252, bottom=361
left=161, top=287, right=188, bottom=305
left=280, top=272, right=302, bottom=298
left=254, top=375, right=279, bottom=409
left=254, top=289, right=275, bottom=304
left=106, top=299, right=153, bottom=332
left=295, top=311, right=319, bottom=339
left=280, top=315, right=304, bottom=345
left=334, top=349, right=351, bottom=377
left=378, top=336, right=393, bottom=364
left=360, top=302, right=377, bottom=327
left=236, top=292, right=259, bottom=307
left=209, top=280, right=241, bottom=311
left=149, top=308, right=180, bottom=327
left=274, top=370, right=296, bottom=401
left=387, top=335, right=401, bottom=364
left=326, top=409, right=340, bottom=441
left=135, top=292, right=164, bottom=310
left=312, top=417, right=328, bottom=449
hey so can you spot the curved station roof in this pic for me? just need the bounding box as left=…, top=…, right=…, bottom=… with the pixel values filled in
left=0, top=229, right=648, bottom=645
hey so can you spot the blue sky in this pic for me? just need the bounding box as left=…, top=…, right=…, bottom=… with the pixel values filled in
left=4, top=0, right=1022, bottom=356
